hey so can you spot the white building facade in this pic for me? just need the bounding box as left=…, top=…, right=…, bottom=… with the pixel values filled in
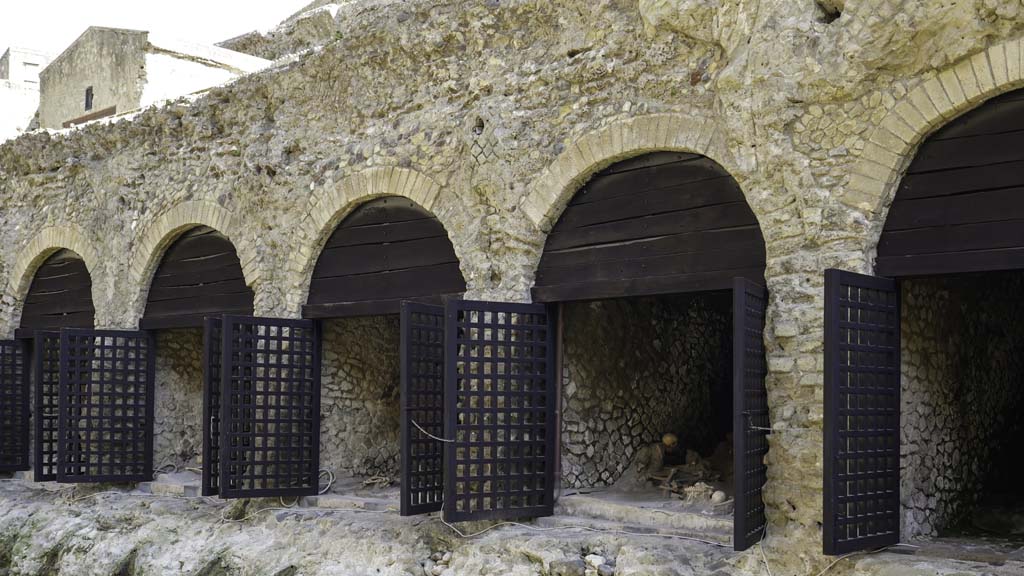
left=0, top=47, right=51, bottom=142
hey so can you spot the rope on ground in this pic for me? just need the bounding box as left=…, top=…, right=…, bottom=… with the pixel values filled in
left=759, top=524, right=773, bottom=576
left=319, top=469, right=336, bottom=495
left=152, top=463, right=178, bottom=479
left=362, top=475, right=392, bottom=489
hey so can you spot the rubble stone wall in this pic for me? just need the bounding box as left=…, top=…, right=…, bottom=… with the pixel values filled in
left=560, top=293, right=732, bottom=488
left=153, top=328, right=204, bottom=470
left=900, top=272, right=1024, bottom=539
left=0, top=0, right=1022, bottom=568
left=320, top=316, right=402, bottom=480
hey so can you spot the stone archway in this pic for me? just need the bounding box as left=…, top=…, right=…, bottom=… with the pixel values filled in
left=842, top=39, right=1024, bottom=256
left=520, top=113, right=755, bottom=233
left=285, top=166, right=465, bottom=316
left=128, top=201, right=259, bottom=326
left=5, top=225, right=101, bottom=334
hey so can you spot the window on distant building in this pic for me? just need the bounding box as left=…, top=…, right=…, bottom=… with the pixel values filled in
left=85, top=87, right=94, bottom=111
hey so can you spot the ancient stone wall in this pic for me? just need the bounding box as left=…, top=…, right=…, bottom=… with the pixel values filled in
left=560, top=293, right=732, bottom=488
left=900, top=272, right=1024, bottom=539
left=153, top=328, right=204, bottom=470
left=320, top=316, right=402, bottom=480
left=0, top=0, right=1022, bottom=568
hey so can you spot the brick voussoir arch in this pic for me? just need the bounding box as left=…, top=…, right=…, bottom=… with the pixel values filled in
left=7, top=224, right=102, bottom=331
left=520, top=113, right=753, bottom=233
left=844, top=38, right=1024, bottom=250
left=285, top=165, right=456, bottom=315
left=128, top=200, right=259, bottom=323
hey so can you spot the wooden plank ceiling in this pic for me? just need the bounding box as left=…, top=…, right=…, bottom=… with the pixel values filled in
left=19, top=249, right=95, bottom=334
left=141, top=226, right=254, bottom=329
left=304, top=196, right=466, bottom=318
left=878, top=89, right=1024, bottom=277
left=533, top=152, right=766, bottom=303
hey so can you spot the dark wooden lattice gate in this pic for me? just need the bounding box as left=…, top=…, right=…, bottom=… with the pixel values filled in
left=0, top=340, right=29, bottom=472
left=443, top=300, right=557, bottom=522
left=218, top=316, right=321, bottom=498
left=202, top=316, right=223, bottom=496
left=33, top=331, right=61, bottom=480
left=823, top=269, right=901, bottom=555
left=57, top=329, right=155, bottom=483
left=732, top=278, right=769, bottom=551
left=400, top=302, right=446, bottom=516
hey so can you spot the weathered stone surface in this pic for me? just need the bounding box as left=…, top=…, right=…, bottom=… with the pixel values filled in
left=0, top=0, right=1023, bottom=573
left=320, top=316, right=402, bottom=480
left=217, top=3, right=341, bottom=61
left=153, top=328, right=204, bottom=471
left=0, top=480, right=757, bottom=575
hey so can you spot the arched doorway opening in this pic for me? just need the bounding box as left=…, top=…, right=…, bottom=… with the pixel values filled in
left=141, top=225, right=254, bottom=491
left=14, top=249, right=96, bottom=481
left=303, top=196, right=465, bottom=507
left=824, top=88, right=1024, bottom=557
left=534, top=151, right=769, bottom=550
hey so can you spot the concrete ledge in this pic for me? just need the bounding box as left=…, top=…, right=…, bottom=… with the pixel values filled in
left=554, top=493, right=733, bottom=546
left=303, top=493, right=397, bottom=512
left=139, top=472, right=201, bottom=498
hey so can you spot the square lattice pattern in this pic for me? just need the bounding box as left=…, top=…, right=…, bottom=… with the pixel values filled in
left=733, top=279, right=769, bottom=551
left=57, top=329, right=154, bottom=483
left=0, top=340, right=28, bottom=472
left=34, top=332, right=61, bottom=480
left=824, top=270, right=900, bottom=555
left=444, top=301, right=555, bottom=522
left=219, top=316, right=320, bottom=498
left=202, top=316, right=223, bottom=496
left=400, top=302, right=446, bottom=516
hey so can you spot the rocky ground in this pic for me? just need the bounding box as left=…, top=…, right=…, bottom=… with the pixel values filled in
left=0, top=479, right=745, bottom=576
left=2, top=479, right=1023, bottom=576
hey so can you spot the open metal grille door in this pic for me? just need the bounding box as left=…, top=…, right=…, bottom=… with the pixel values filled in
left=57, top=329, right=155, bottom=483
left=824, top=269, right=901, bottom=555
left=33, top=331, right=61, bottom=480
left=202, top=316, right=222, bottom=496
left=443, top=300, right=557, bottom=522
left=733, top=278, right=769, bottom=551
left=0, top=340, right=29, bottom=472
left=219, top=316, right=321, bottom=499
left=400, top=302, right=445, bottom=516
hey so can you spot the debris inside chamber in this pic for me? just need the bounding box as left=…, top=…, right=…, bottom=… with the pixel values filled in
left=605, top=432, right=736, bottom=515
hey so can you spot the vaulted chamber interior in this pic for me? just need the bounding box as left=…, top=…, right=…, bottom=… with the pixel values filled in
left=899, top=272, right=1024, bottom=542
left=143, top=226, right=253, bottom=473
left=878, top=88, right=1024, bottom=547
left=17, top=249, right=96, bottom=481
left=559, top=293, right=735, bottom=505
left=320, top=315, right=402, bottom=484
left=534, top=151, right=768, bottom=548
left=305, top=196, right=465, bottom=495
left=828, top=87, right=1024, bottom=555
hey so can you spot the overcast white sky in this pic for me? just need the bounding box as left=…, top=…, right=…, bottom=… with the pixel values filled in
left=0, top=1, right=313, bottom=57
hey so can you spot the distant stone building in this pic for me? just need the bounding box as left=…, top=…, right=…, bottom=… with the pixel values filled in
left=38, top=27, right=269, bottom=129
left=0, top=47, right=50, bottom=142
